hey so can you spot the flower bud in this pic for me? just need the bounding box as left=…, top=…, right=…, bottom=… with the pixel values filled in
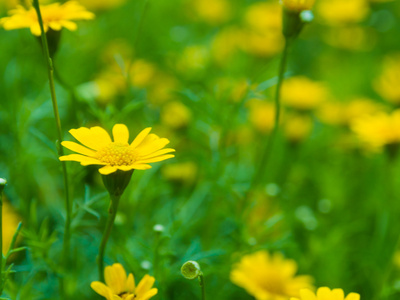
left=102, top=170, right=134, bottom=198
left=153, top=224, right=165, bottom=233
left=0, top=178, right=7, bottom=196
left=181, top=261, right=202, bottom=280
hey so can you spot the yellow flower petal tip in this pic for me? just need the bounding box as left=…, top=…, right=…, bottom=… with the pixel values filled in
left=230, top=250, right=313, bottom=299
left=0, top=1, right=95, bottom=36
left=292, top=287, right=360, bottom=300
left=91, top=263, right=158, bottom=300
left=59, top=124, right=175, bottom=175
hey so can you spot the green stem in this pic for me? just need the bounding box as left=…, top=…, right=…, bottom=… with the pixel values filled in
left=32, top=0, right=72, bottom=287
left=0, top=190, right=3, bottom=295
left=251, top=40, right=291, bottom=188
left=98, top=195, right=121, bottom=281
left=199, top=273, right=206, bottom=300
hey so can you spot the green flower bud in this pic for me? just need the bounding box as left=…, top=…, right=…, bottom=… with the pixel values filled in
left=181, top=261, right=202, bottom=280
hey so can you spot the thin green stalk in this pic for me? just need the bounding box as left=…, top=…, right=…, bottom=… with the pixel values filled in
left=0, top=190, right=3, bottom=295
left=199, top=273, right=206, bottom=300
left=251, top=40, right=291, bottom=188
left=98, top=195, right=121, bottom=281
left=32, top=0, right=72, bottom=274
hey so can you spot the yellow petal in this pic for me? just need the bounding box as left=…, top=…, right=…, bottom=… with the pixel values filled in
left=140, top=148, right=175, bottom=160
left=131, top=127, right=152, bottom=149
left=317, top=287, right=332, bottom=300
left=137, top=154, right=175, bottom=164
left=30, top=23, right=44, bottom=36
left=59, top=154, right=105, bottom=166
left=345, top=293, right=360, bottom=300
left=331, top=289, right=345, bottom=300
left=135, top=275, right=155, bottom=297
left=116, top=165, right=135, bottom=171
left=300, top=289, right=317, bottom=300
left=126, top=273, right=136, bottom=293
left=61, top=141, right=96, bottom=157
left=136, top=138, right=170, bottom=156
left=130, top=164, right=152, bottom=170
left=90, top=281, right=113, bottom=298
left=136, top=134, right=159, bottom=149
left=113, top=124, right=130, bottom=144
left=69, top=126, right=111, bottom=151
left=104, top=263, right=127, bottom=294
left=141, top=288, right=158, bottom=300
left=99, top=165, right=118, bottom=175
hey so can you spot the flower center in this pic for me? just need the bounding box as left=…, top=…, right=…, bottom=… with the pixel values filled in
left=96, top=142, right=138, bottom=166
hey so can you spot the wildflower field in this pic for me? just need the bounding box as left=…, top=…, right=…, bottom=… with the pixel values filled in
left=1, top=0, right=400, bottom=299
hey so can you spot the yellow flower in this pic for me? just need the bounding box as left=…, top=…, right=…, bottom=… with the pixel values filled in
left=317, top=0, right=369, bottom=26
left=247, top=99, right=276, bottom=134
left=374, top=53, right=400, bottom=104
left=290, top=287, right=360, bottom=300
left=91, top=263, right=158, bottom=300
left=59, top=124, right=175, bottom=175
left=351, top=110, right=400, bottom=151
left=0, top=1, right=94, bottom=36
left=2, top=201, right=21, bottom=255
left=284, top=114, right=313, bottom=142
left=241, top=2, right=284, bottom=57
left=231, top=251, right=313, bottom=300
left=161, top=101, right=192, bottom=129
left=191, top=0, right=231, bottom=25
left=130, top=60, right=157, bottom=88
left=281, top=76, right=329, bottom=111
left=282, top=0, right=316, bottom=12
left=162, top=161, right=198, bottom=184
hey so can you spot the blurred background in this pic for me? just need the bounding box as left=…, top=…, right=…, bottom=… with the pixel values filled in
left=1, top=0, right=400, bottom=299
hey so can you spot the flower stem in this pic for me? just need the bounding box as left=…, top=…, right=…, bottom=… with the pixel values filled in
left=0, top=189, right=3, bottom=295
left=251, top=40, right=291, bottom=188
left=199, top=273, right=206, bottom=300
left=32, top=0, right=72, bottom=276
left=98, top=195, right=121, bottom=281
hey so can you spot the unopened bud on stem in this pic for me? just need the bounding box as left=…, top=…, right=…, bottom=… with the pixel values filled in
left=181, top=261, right=202, bottom=280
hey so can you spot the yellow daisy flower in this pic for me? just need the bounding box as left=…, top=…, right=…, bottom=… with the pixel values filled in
left=91, top=263, right=158, bottom=300
left=282, top=0, right=316, bottom=12
left=230, top=251, right=313, bottom=300
left=351, top=110, right=400, bottom=151
left=59, top=124, right=175, bottom=175
left=0, top=1, right=94, bottom=36
left=291, top=287, right=360, bottom=300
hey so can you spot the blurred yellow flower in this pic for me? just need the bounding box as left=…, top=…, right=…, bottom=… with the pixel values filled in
left=282, top=0, right=315, bottom=12
left=247, top=100, right=276, bottom=134
left=148, top=74, right=179, bottom=105
left=191, top=0, right=231, bottom=25
left=317, top=98, right=385, bottom=126
left=284, top=114, right=313, bottom=142
left=374, top=54, right=400, bottom=104
left=60, top=124, right=175, bottom=175
left=91, top=263, right=158, bottom=300
left=291, top=287, right=360, bottom=300
left=231, top=251, right=313, bottom=300
left=211, top=27, right=242, bottom=65
left=317, top=0, right=369, bottom=26
left=2, top=201, right=21, bottom=255
left=0, top=1, right=94, bottom=36
left=162, top=161, right=198, bottom=183
left=161, top=101, right=192, bottom=129
left=78, top=0, right=127, bottom=11
left=323, top=26, right=375, bottom=51
left=281, top=76, right=329, bottom=111
left=130, top=59, right=157, bottom=88
left=93, top=70, right=127, bottom=104
left=241, top=2, right=284, bottom=57
left=177, top=45, right=210, bottom=74
left=351, top=110, right=400, bottom=151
